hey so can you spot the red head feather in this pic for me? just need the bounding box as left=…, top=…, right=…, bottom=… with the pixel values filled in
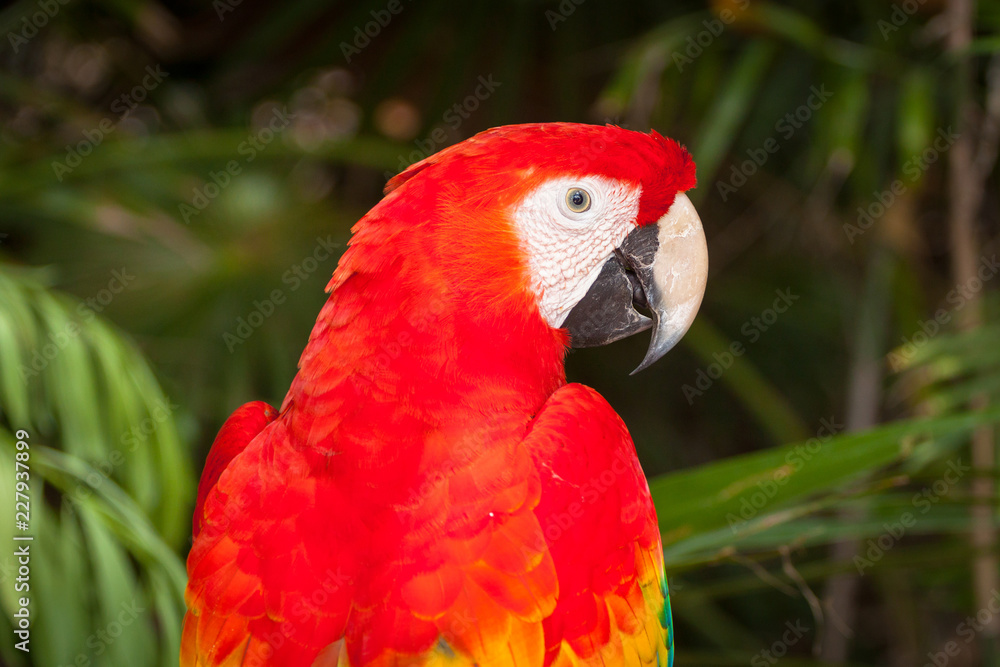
left=386, top=123, right=696, bottom=227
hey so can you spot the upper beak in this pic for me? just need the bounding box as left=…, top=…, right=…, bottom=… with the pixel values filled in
left=562, top=193, right=708, bottom=374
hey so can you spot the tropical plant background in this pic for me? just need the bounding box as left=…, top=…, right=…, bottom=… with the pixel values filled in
left=1, top=0, right=999, bottom=665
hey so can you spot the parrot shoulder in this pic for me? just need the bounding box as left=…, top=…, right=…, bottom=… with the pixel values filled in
left=524, top=382, right=672, bottom=666
left=192, top=400, right=278, bottom=537
left=182, top=414, right=360, bottom=667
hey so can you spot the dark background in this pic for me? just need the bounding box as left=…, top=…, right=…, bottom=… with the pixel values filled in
left=1, top=0, right=999, bottom=665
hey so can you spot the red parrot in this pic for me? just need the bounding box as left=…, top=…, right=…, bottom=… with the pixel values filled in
left=182, top=123, right=707, bottom=667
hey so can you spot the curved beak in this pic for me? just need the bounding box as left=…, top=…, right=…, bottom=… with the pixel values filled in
left=562, top=193, right=708, bottom=374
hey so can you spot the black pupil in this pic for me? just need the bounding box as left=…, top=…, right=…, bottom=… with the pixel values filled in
left=571, top=191, right=585, bottom=207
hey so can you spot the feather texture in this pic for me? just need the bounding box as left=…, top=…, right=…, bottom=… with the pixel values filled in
left=183, top=123, right=691, bottom=666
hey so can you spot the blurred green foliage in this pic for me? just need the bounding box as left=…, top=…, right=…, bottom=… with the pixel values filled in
left=1, top=0, right=999, bottom=665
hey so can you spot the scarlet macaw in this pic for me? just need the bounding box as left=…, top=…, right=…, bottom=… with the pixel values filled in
left=182, top=123, right=707, bottom=667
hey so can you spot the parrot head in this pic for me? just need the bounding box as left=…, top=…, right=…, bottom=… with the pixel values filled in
left=381, top=122, right=707, bottom=373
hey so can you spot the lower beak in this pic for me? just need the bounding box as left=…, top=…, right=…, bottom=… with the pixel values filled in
left=562, top=193, right=708, bottom=374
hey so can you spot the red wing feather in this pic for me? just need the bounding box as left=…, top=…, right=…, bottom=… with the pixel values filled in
left=192, top=401, right=277, bottom=538
left=524, top=383, right=669, bottom=666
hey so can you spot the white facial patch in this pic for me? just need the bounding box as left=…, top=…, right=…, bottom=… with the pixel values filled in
left=511, top=175, right=641, bottom=327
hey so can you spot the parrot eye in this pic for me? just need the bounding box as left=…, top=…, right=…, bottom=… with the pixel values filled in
left=565, top=188, right=592, bottom=213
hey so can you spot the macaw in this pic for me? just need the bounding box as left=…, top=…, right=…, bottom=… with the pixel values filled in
left=182, top=123, right=707, bottom=667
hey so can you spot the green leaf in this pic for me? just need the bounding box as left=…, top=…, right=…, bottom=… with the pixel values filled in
left=654, top=407, right=1000, bottom=563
